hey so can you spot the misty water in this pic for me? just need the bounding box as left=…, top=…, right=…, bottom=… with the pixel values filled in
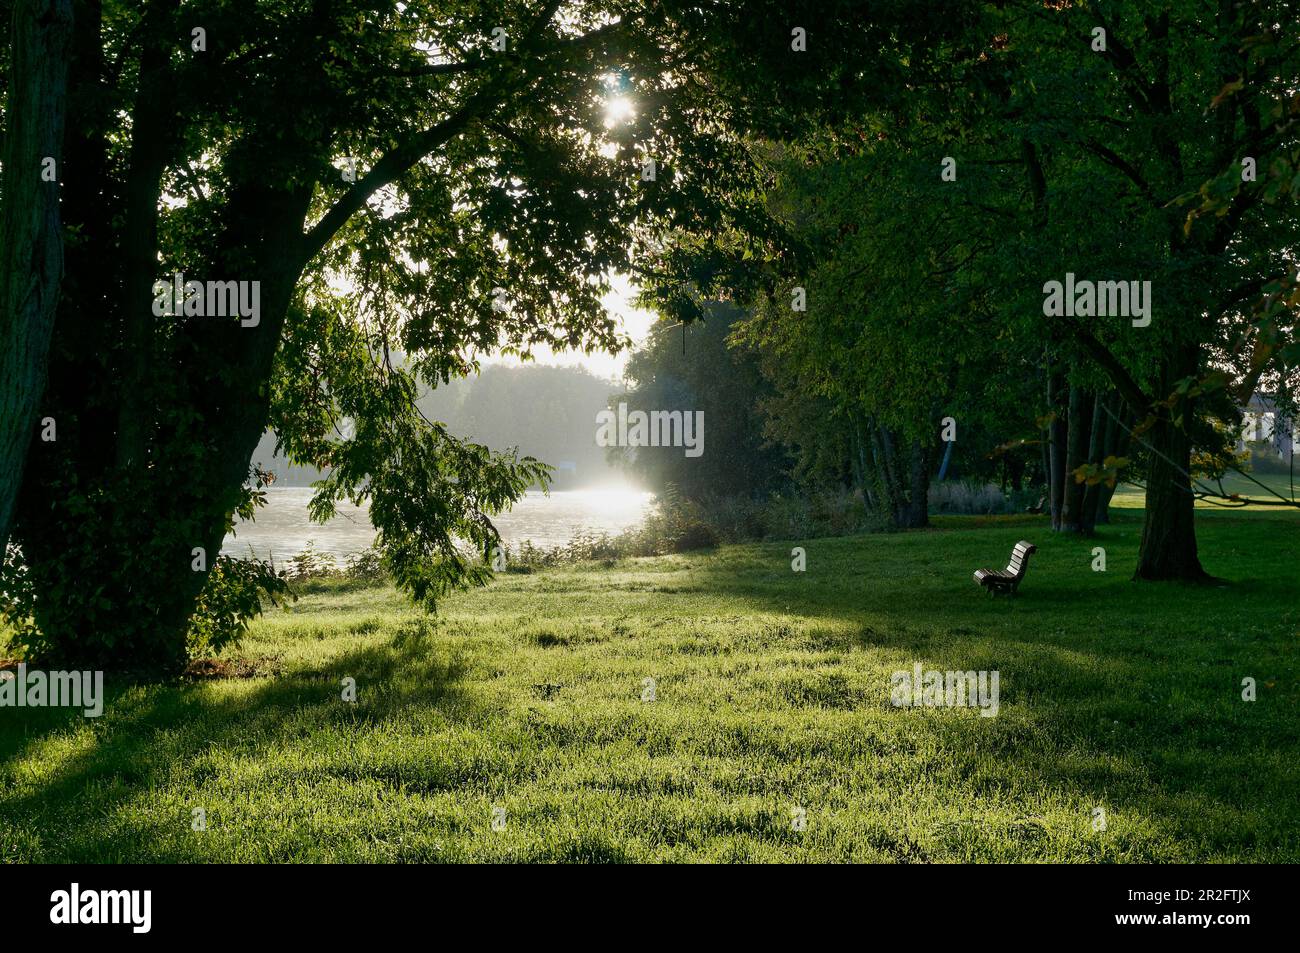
left=221, top=485, right=655, bottom=564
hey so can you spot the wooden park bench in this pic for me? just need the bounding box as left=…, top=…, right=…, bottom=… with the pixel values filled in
left=973, top=541, right=1037, bottom=596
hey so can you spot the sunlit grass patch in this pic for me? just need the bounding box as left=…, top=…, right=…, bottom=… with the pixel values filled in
left=2, top=512, right=1297, bottom=862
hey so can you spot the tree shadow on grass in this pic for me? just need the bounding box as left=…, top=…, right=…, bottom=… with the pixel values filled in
left=5, top=527, right=1296, bottom=862
left=0, top=617, right=476, bottom=861
left=668, top=540, right=1300, bottom=861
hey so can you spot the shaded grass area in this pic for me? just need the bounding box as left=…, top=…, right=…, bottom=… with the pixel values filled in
left=1, top=511, right=1297, bottom=862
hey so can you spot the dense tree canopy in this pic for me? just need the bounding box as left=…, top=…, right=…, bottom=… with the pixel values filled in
left=644, top=0, right=1300, bottom=574
left=0, top=0, right=933, bottom=671
left=2, top=0, right=1296, bottom=674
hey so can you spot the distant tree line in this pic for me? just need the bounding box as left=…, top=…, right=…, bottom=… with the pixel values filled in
left=611, top=299, right=1054, bottom=529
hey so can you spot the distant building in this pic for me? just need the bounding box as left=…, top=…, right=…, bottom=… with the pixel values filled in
left=1240, top=394, right=1296, bottom=463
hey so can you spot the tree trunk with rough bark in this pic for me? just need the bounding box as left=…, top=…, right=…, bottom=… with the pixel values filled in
left=1135, top=411, right=1207, bottom=580
left=0, top=0, right=74, bottom=553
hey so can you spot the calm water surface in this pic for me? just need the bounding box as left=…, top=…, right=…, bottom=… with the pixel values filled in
left=221, top=486, right=654, bottom=562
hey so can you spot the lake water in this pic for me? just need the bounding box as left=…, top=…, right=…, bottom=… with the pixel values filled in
left=221, top=485, right=655, bottom=563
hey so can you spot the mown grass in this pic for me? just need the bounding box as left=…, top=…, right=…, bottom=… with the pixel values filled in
left=1111, top=471, right=1300, bottom=511
left=1, top=509, right=1297, bottom=862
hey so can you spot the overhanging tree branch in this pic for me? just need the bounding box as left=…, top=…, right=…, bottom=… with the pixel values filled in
left=1082, top=137, right=1159, bottom=207
left=296, top=0, right=600, bottom=269
left=1061, top=317, right=1152, bottom=411
left=296, top=84, right=505, bottom=268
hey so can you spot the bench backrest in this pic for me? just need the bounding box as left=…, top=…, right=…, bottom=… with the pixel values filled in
left=1004, top=541, right=1037, bottom=578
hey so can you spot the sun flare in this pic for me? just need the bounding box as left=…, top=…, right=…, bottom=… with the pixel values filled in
left=603, top=94, right=635, bottom=128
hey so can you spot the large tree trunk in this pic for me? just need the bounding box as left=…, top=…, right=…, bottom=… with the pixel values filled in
left=15, top=234, right=306, bottom=673
left=863, top=422, right=929, bottom=529
left=13, top=100, right=316, bottom=671
left=1135, top=412, right=1207, bottom=580
left=0, top=0, right=74, bottom=552
left=114, top=1, right=176, bottom=470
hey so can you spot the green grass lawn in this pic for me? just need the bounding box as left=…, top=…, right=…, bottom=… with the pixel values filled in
left=2, top=509, right=1298, bottom=862
left=1110, top=470, right=1300, bottom=510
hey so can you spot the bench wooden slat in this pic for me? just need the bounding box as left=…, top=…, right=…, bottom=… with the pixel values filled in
left=974, top=541, right=1037, bottom=595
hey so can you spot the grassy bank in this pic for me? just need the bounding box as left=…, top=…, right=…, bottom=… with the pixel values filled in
left=2, top=509, right=1297, bottom=862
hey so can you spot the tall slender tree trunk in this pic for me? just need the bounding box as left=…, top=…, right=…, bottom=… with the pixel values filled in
left=1039, top=421, right=1051, bottom=506
left=1094, top=395, right=1130, bottom=525
left=899, top=437, right=930, bottom=528
left=848, top=424, right=865, bottom=500
left=1047, top=370, right=1067, bottom=530
left=1080, top=391, right=1107, bottom=533
left=1060, top=386, right=1091, bottom=532
left=877, top=424, right=903, bottom=523
left=1095, top=483, right=1116, bottom=525
left=854, top=421, right=876, bottom=509
left=0, top=0, right=74, bottom=552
